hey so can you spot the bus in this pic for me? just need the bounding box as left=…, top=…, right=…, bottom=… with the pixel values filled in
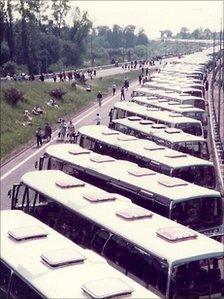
left=111, top=101, right=204, bottom=137
left=130, top=96, right=208, bottom=137
left=35, top=144, right=223, bottom=239
left=10, top=170, right=224, bottom=299
left=150, top=73, right=203, bottom=85
left=110, top=117, right=209, bottom=160
left=131, top=88, right=207, bottom=110
left=1, top=210, right=157, bottom=299
left=143, top=82, right=205, bottom=97
left=141, top=82, right=203, bottom=98
left=78, top=125, right=215, bottom=189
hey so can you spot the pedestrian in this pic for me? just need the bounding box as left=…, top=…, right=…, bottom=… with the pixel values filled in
left=59, top=72, right=63, bottom=82
left=120, top=86, right=125, bottom=101
left=205, top=80, right=209, bottom=92
left=53, top=73, right=57, bottom=82
left=67, top=120, right=76, bottom=143
left=97, top=91, right=103, bottom=107
left=39, top=73, right=45, bottom=82
left=93, top=69, right=96, bottom=76
left=124, top=78, right=129, bottom=90
left=36, top=127, right=43, bottom=147
left=138, top=74, right=142, bottom=85
left=108, top=108, right=114, bottom=124
left=59, top=119, right=67, bottom=141
left=95, top=113, right=101, bottom=125
left=112, top=83, right=116, bottom=95
left=44, top=123, right=52, bottom=142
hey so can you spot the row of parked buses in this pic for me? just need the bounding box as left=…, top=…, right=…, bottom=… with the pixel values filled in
left=5, top=47, right=224, bottom=299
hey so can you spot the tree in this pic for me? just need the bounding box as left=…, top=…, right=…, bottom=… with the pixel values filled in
left=178, top=27, right=190, bottom=39
left=27, top=0, right=49, bottom=27
left=111, top=24, right=123, bottom=48
left=17, top=0, right=29, bottom=65
left=6, top=0, right=15, bottom=60
left=133, top=45, right=148, bottom=59
left=136, top=28, right=148, bottom=45
left=51, top=0, right=71, bottom=36
left=160, top=29, right=173, bottom=39
left=123, top=25, right=136, bottom=48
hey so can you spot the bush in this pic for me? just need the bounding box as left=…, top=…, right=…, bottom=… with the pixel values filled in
left=50, top=88, right=66, bottom=99
left=4, top=88, right=25, bottom=106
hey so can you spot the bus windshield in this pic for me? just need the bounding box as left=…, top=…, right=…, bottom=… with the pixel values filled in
left=175, top=123, right=202, bottom=136
left=172, top=166, right=216, bottom=189
left=170, top=257, right=224, bottom=298
left=171, top=197, right=222, bottom=231
left=172, top=141, right=209, bottom=160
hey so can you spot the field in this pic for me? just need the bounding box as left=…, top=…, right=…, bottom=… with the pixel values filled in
left=0, top=70, right=140, bottom=162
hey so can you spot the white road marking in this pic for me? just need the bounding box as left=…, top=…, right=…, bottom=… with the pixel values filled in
left=0, top=82, right=137, bottom=181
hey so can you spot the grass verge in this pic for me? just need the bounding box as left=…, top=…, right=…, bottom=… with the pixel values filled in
left=0, top=70, right=140, bottom=162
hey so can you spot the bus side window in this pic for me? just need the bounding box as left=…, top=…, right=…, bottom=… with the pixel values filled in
left=0, top=261, right=11, bottom=296
left=128, top=247, right=152, bottom=285
left=103, top=235, right=132, bottom=268
left=153, top=197, right=170, bottom=218
left=91, top=230, right=111, bottom=254
left=9, top=273, right=42, bottom=299
left=11, top=184, right=24, bottom=210
left=151, top=258, right=168, bottom=295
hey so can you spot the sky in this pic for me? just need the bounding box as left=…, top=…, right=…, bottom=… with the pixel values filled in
left=67, top=0, right=223, bottom=38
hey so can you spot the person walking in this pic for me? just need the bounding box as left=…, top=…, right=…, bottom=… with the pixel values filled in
left=120, top=86, right=125, bottom=101
left=39, top=73, right=45, bottom=82
left=95, top=113, right=101, bottom=125
left=59, top=119, right=67, bottom=141
left=138, top=74, right=142, bottom=85
left=36, top=127, right=43, bottom=147
left=67, top=120, right=76, bottom=143
left=53, top=73, right=57, bottom=82
left=108, top=108, right=114, bottom=124
left=44, top=123, right=52, bottom=142
left=97, top=91, right=103, bottom=107
left=124, top=78, right=129, bottom=90
left=205, top=80, right=209, bottom=92
left=112, top=83, right=116, bottom=96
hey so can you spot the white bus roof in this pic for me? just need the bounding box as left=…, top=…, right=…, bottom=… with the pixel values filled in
left=142, top=82, right=203, bottom=94
left=114, top=101, right=202, bottom=126
left=44, top=144, right=219, bottom=202
left=112, top=117, right=207, bottom=143
left=144, top=81, right=204, bottom=90
left=131, top=97, right=205, bottom=114
left=79, top=125, right=212, bottom=169
left=19, top=171, right=223, bottom=266
left=1, top=210, right=157, bottom=298
left=133, top=88, right=206, bottom=102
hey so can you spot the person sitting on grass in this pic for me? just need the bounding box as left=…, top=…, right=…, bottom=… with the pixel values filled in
left=23, top=110, right=33, bottom=125
left=32, top=106, right=45, bottom=115
left=47, top=98, right=59, bottom=108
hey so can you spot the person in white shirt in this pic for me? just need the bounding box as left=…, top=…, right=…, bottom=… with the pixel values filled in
left=95, top=113, right=101, bottom=125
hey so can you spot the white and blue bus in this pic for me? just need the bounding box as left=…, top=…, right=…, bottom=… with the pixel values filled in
left=110, top=117, right=210, bottom=160
left=111, top=101, right=204, bottom=137
left=33, top=144, right=223, bottom=239
left=78, top=125, right=215, bottom=189
left=1, top=210, right=158, bottom=298
left=9, top=170, right=224, bottom=299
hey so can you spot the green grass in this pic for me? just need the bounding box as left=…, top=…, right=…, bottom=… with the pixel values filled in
left=0, top=70, right=140, bottom=161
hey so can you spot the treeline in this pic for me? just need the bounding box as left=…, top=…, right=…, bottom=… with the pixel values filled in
left=0, top=0, right=149, bottom=75
left=0, top=0, right=207, bottom=76
left=1, top=0, right=92, bottom=74
left=160, top=27, right=221, bottom=40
